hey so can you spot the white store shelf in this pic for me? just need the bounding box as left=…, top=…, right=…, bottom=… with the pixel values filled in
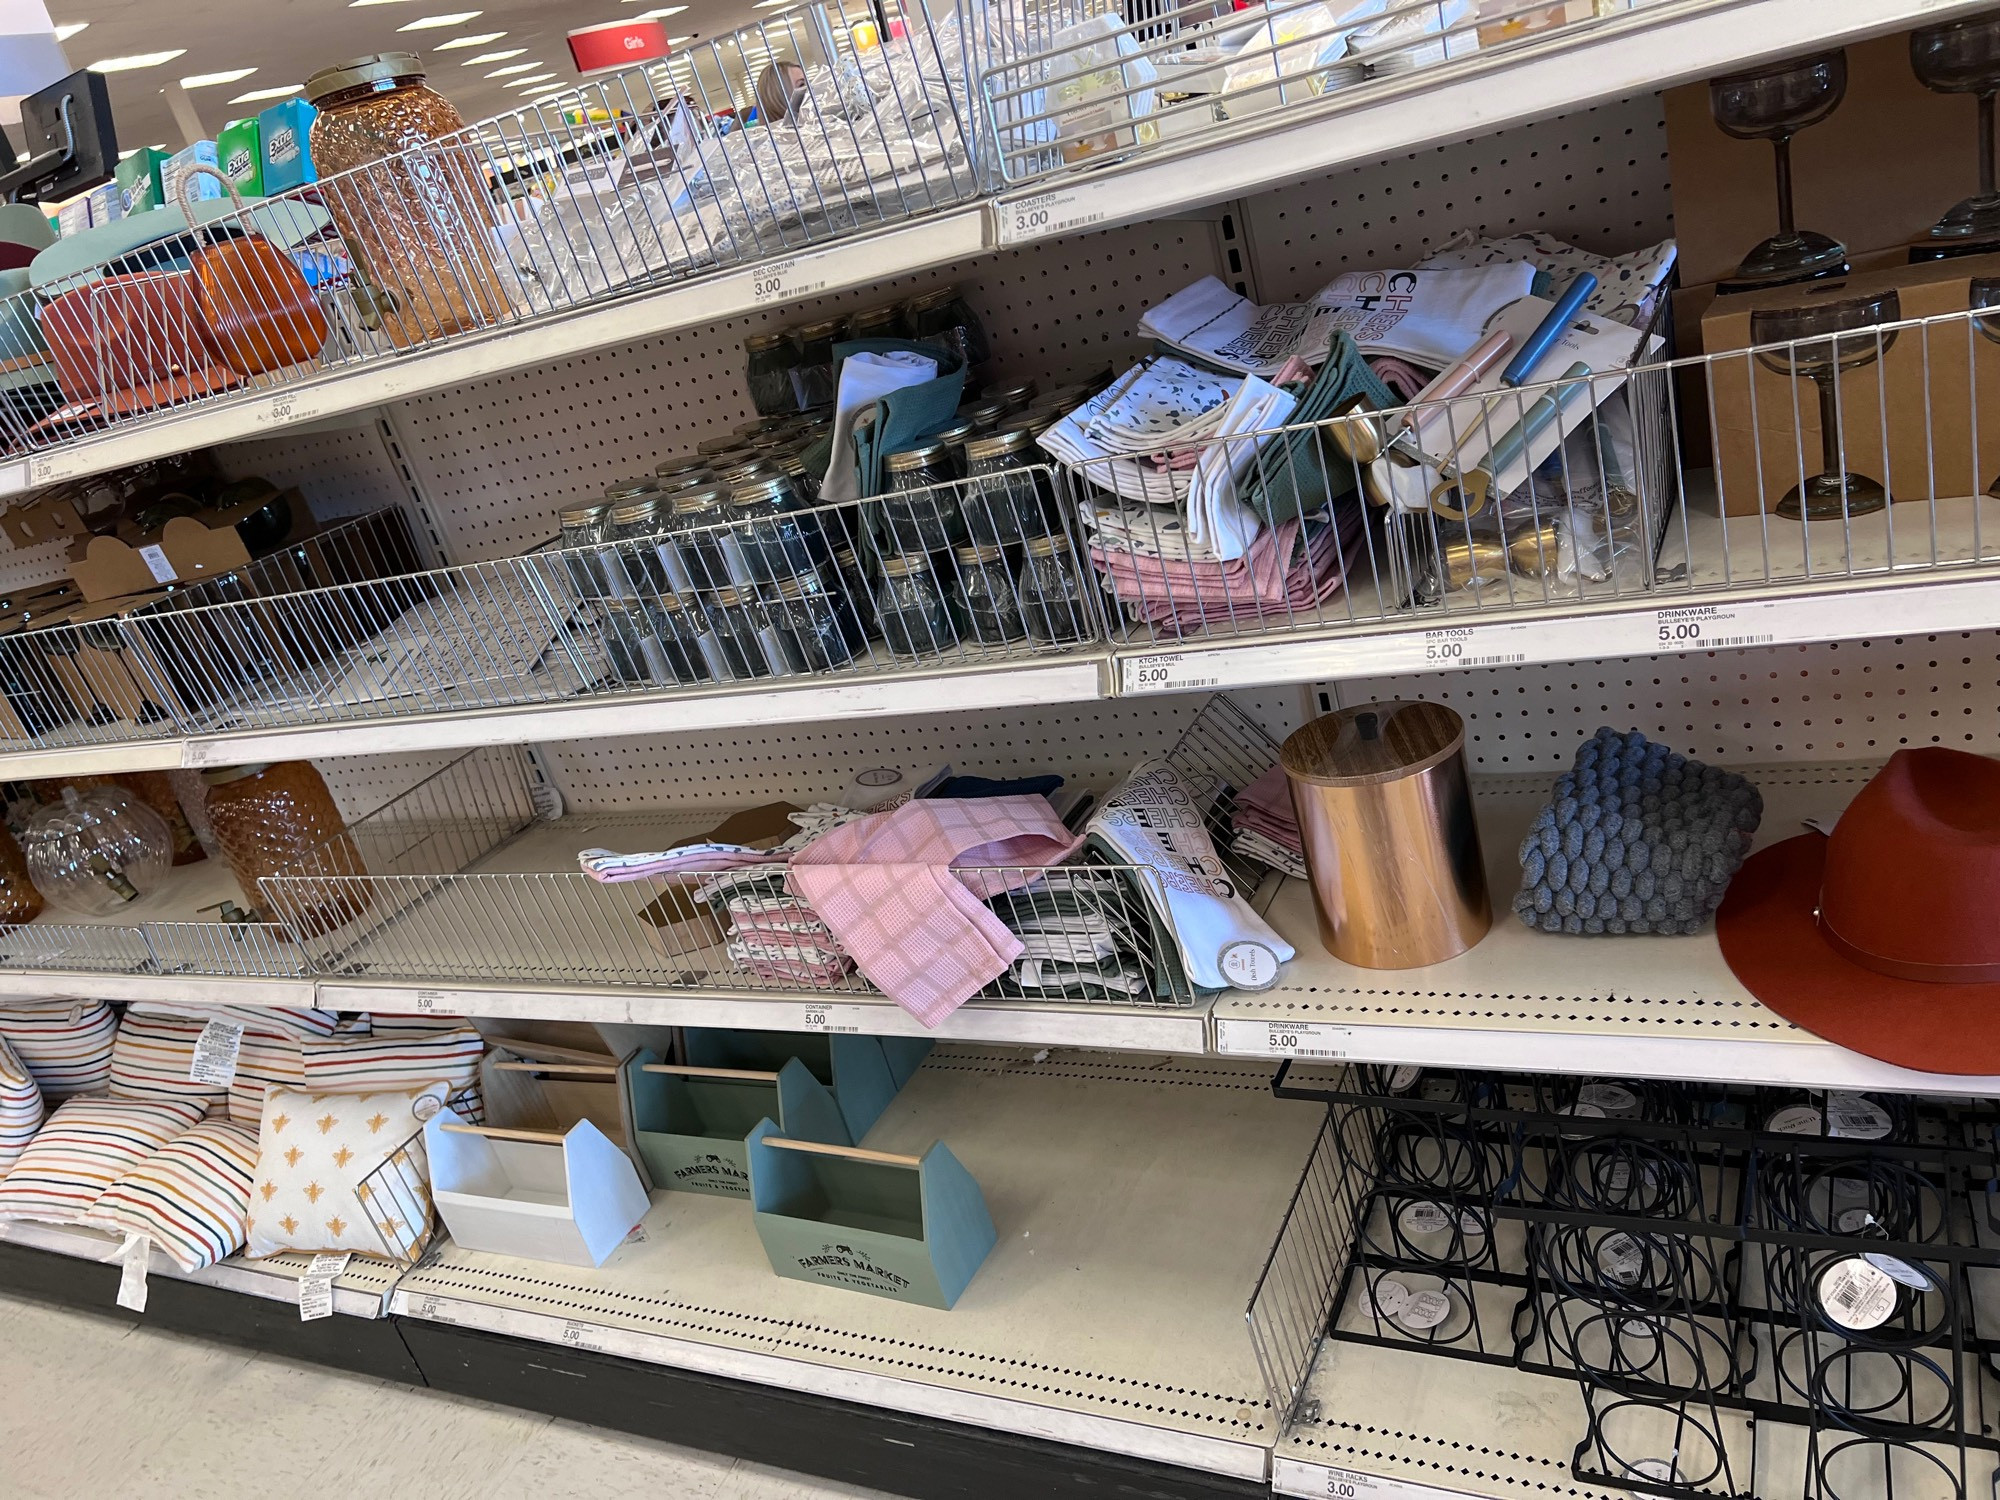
left=391, top=1047, right=1319, bottom=1480
left=990, top=0, right=1985, bottom=250
left=1217, top=762, right=2000, bottom=1096
left=0, top=1218, right=398, bottom=1319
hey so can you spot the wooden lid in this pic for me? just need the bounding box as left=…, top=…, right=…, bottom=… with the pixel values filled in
left=1281, top=700, right=1465, bottom=786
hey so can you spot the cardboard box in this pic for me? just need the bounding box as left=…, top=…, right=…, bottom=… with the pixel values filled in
left=67, top=492, right=317, bottom=603
left=637, top=801, right=803, bottom=960
left=747, top=1121, right=996, bottom=1309
left=258, top=99, right=317, bottom=195
left=1702, top=252, right=2000, bottom=515
left=114, top=146, right=170, bottom=215
left=0, top=491, right=88, bottom=552
left=160, top=141, right=221, bottom=213
left=84, top=181, right=123, bottom=228
left=217, top=118, right=263, bottom=197
left=1665, top=31, right=1988, bottom=288
left=426, top=1113, right=650, bottom=1268
left=624, top=1049, right=849, bottom=1199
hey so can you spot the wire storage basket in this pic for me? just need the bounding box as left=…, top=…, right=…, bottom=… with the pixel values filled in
left=1247, top=1064, right=2000, bottom=1500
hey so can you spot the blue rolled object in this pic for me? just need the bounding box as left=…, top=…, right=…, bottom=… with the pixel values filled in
left=1513, top=727, right=1763, bottom=936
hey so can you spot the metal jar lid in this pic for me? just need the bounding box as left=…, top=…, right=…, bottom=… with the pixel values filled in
left=953, top=543, right=1004, bottom=565
left=833, top=546, right=862, bottom=569
left=712, top=586, right=755, bottom=607
left=729, top=474, right=795, bottom=507
left=775, top=572, right=828, bottom=602
left=671, top=484, right=732, bottom=516
left=991, top=379, right=1037, bottom=407
left=1023, top=533, right=1070, bottom=557
left=557, top=502, right=610, bottom=526
left=1281, top=701, right=1466, bottom=787
left=714, top=458, right=776, bottom=487
left=656, top=467, right=716, bottom=494
left=201, top=763, right=275, bottom=786
left=608, top=494, right=667, bottom=526
left=885, top=443, right=949, bottom=473
left=794, top=318, right=844, bottom=340
left=696, top=434, right=744, bottom=457
left=931, top=418, right=977, bottom=448
left=879, top=553, right=932, bottom=578
left=964, top=428, right=1035, bottom=462
left=744, top=331, right=789, bottom=352
left=961, top=399, right=1009, bottom=429
left=604, top=478, right=661, bottom=504
left=306, top=52, right=425, bottom=102
left=907, top=285, right=961, bottom=313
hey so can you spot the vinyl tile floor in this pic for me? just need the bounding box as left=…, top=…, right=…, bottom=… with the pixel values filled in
left=0, top=1290, right=895, bottom=1500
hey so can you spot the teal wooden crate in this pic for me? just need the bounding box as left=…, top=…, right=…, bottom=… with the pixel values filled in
left=682, top=1029, right=931, bottom=1141
left=624, top=1048, right=847, bottom=1198
left=746, top=1122, right=996, bottom=1310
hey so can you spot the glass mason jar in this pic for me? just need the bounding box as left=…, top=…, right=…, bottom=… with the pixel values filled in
left=791, top=319, right=843, bottom=409
left=655, top=457, right=712, bottom=488
left=847, top=303, right=911, bottom=342
left=606, top=487, right=673, bottom=596
left=746, top=329, right=798, bottom=416
left=652, top=593, right=717, bottom=685
left=960, top=398, right=1009, bottom=433
left=557, top=502, right=616, bottom=599
left=881, top=442, right=963, bottom=554
left=600, top=596, right=708, bottom=687
left=961, top=428, right=1056, bottom=546
left=907, top=285, right=990, bottom=368
left=730, top=473, right=831, bottom=583
left=203, top=761, right=371, bottom=937
left=990, top=379, right=1039, bottom=415
left=930, top=418, right=977, bottom=479
left=951, top=544, right=1028, bottom=645
left=769, top=571, right=860, bottom=673
left=0, top=822, right=42, bottom=924
left=875, top=555, right=958, bottom=658
left=1019, top=534, right=1094, bottom=644
left=667, top=484, right=743, bottom=593
left=306, top=53, right=513, bottom=348
left=703, top=587, right=778, bottom=680
left=829, top=546, right=877, bottom=642
left=772, top=445, right=823, bottom=507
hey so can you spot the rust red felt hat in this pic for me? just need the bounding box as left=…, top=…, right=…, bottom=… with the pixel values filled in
left=1715, top=747, right=2000, bottom=1074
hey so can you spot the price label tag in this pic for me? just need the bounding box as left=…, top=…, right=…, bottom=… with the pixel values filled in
left=406, top=1293, right=456, bottom=1323
left=996, top=188, right=1103, bottom=245
left=559, top=1319, right=604, bottom=1352
left=1215, top=1018, right=1351, bottom=1059
left=28, top=450, right=85, bottom=488
left=799, top=1006, right=861, bottom=1034
left=299, top=1252, right=351, bottom=1322
left=116, top=1239, right=149, bottom=1313
left=137, top=544, right=178, bottom=584
left=1281, top=1462, right=1479, bottom=1500
left=1649, top=605, right=1776, bottom=654
left=1825, top=1092, right=1892, bottom=1141
left=749, top=258, right=826, bottom=306
left=188, top=1019, right=244, bottom=1087
left=259, top=391, right=317, bottom=427
left=1122, top=651, right=1222, bottom=694
left=413, top=990, right=445, bottom=1014
left=1417, top=628, right=1528, bottom=670
left=1819, top=1257, right=1898, bottom=1330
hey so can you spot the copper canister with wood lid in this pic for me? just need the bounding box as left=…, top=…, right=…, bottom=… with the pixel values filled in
left=1280, top=700, right=1490, bottom=968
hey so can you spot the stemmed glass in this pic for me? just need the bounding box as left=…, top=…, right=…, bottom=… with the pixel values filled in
left=1910, top=14, right=2000, bottom=260
left=1970, top=278, right=2000, bottom=494
left=1750, top=291, right=1900, bottom=521
left=1711, top=52, right=1851, bottom=293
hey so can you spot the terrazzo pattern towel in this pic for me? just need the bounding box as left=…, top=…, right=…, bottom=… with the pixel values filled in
left=1514, top=728, right=1763, bottom=936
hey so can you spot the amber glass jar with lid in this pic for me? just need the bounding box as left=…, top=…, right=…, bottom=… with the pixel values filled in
left=306, top=53, right=512, bottom=348
left=203, top=761, right=371, bottom=937
left=962, top=428, right=1056, bottom=546
left=881, top=442, right=963, bottom=554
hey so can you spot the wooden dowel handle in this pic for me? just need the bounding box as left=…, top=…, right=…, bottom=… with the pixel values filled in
left=643, top=1064, right=780, bottom=1081
left=764, top=1136, right=922, bottom=1167
left=484, top=1036, right=617, bottom=1066
left=492, top=1061, right=618, bottom=1076
left=441, top=1122, right=570, bottom=1143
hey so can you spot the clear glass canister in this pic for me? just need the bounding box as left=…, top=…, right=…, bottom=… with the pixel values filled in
left=952, top=544, right=1027, bottom=645
left=829, top=546, right=877, bottom=642
left=606, top=487, right=673, bottom=595
left=961, top=428, right=1056, bottom=546
left=907, top=285, right=990, bottom=368
left=881, top=443, right=963, bottom=554
left=558, top=502, right=616, bottom=599
left=667, top=484, right=742, bottom=593
left=930, top=419, right=977, bottom=479
left=600, top=596, right=709, bottom=687
left=1019, top=534, right=1093, bottom=644
left=202, top=761, right=371, bottom=936
left=704, top=587, right=778, bottom=680
left=730, top=474, right=830, bottom=583
left=990, top=380, right=1038, bottom=414
left=745, top=331, right=798, bottom=417
left=847, top=303, right=911, bottom=342
left=306, top=53, right=513, bottom=348
left=791, top=319, right=843, bottom=409
left=22, top=787, right=171, bottom=917
left=875, top=555, right=959, bottom=658
left=769, top=572, right=860, bottom=673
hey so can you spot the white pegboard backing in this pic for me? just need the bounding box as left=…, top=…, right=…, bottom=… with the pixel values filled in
left=541, top=684, right=1300, bottom=814
left=0, top=528, right=78, bottom=594
left=1242, top=93, right=1673, bottom=304
left=211, top=422, right=416, bottom=530
left=1315, top=631, right=2000, bottom=770
left=387, top=216, right=1229, bottom=565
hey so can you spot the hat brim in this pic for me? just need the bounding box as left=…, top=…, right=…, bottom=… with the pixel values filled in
left=1716, top=833, right=2000, bottom=1074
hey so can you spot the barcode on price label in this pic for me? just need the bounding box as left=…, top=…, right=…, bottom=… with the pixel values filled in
left=1216, top=1018, right=1351, bottom=1059
left=1652, top=606, right=1774, bottom=653
left=406, top=1294, right=455, bottom=1323
left=996, top=188, right=1104, bottom=245
left=1272, top=1459, right=1480, bottom=1500
left=799, top=1006, right=862, bottom=1034
left=1123, top=652, right=1221, bottom=693
left=1418, top=629, right=1529, bottom=671
left=750, top=259, right=826, bottom=305
left=413, top=990, right=446, bottom=1014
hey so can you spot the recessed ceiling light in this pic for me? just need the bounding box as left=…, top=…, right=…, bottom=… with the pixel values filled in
left=350, top=0, right=418, bottom=6
left=634, top=6, right=687, bottom=16
left=486, top=63, right=537, bottom=76
left=398, top=10, right=481, bottom=29
left=460, top=48, right=523, bottom=64
left=180, top=67, right=256, bottom=88
left=53, top=22, right=88, bottom=42
left=752, top=2, right=796, bottom=9
left=87, top=48, right=186, bottom=72
left=434, top=31, right=504, bottom=49
left=229, top=83, right=303, bottom=103
left=666, top=35, right=694, bottom=44
left=507, top=73, right=556, bottom=85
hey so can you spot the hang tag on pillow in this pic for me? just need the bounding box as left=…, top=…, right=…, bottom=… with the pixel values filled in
left=189, top=1020, right=244, bottom=1088
left=111, top=1232, right=150, bottom=1313
left=300, top=1252, right=352, bottom=1322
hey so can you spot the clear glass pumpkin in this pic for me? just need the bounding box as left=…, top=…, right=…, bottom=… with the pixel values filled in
left=23, top=786, right=173, bottom=916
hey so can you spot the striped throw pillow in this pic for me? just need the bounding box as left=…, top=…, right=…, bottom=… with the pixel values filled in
left=0, top=1035, right=43, bottom=1175
left=109, top=1012, right=307, bottom=1123
left=0, top=999, right=117, bottom=1098
left=0, top=1095, right=208, bottom=1225
left=80, top=1118, right=260, bottom=1271
left=302, top=1025, right=485, bottom=1123
left=126, top=1002, right=342, bottom=1038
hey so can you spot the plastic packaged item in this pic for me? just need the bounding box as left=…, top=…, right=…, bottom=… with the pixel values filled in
left=1048, top=13, right=1160, bottom=163
left=217, top=116, right=264, bottom=196
left=258, top=98, right=319, bottom=194
left=23, top=787, right=172, bottom=917
left=202, top=761, right=371, bottom=935
left=306, top=52, right=514, bottom=347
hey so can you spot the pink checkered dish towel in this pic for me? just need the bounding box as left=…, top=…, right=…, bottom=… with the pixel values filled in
left=787, top=796, right=1084, bottom=1027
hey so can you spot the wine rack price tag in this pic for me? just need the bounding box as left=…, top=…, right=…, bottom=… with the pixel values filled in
left=1272, top=1460, right=1478, bottom=1500
left=1122, top=652, right=1222, bottom=694
left=996, top=188, right=1103, bottom=245
left=1649, top=605, right=1775, bottom=653
left=1214, top=1018, right=1351, bottom=1059
left=750, top=258, right=826, bottom=306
